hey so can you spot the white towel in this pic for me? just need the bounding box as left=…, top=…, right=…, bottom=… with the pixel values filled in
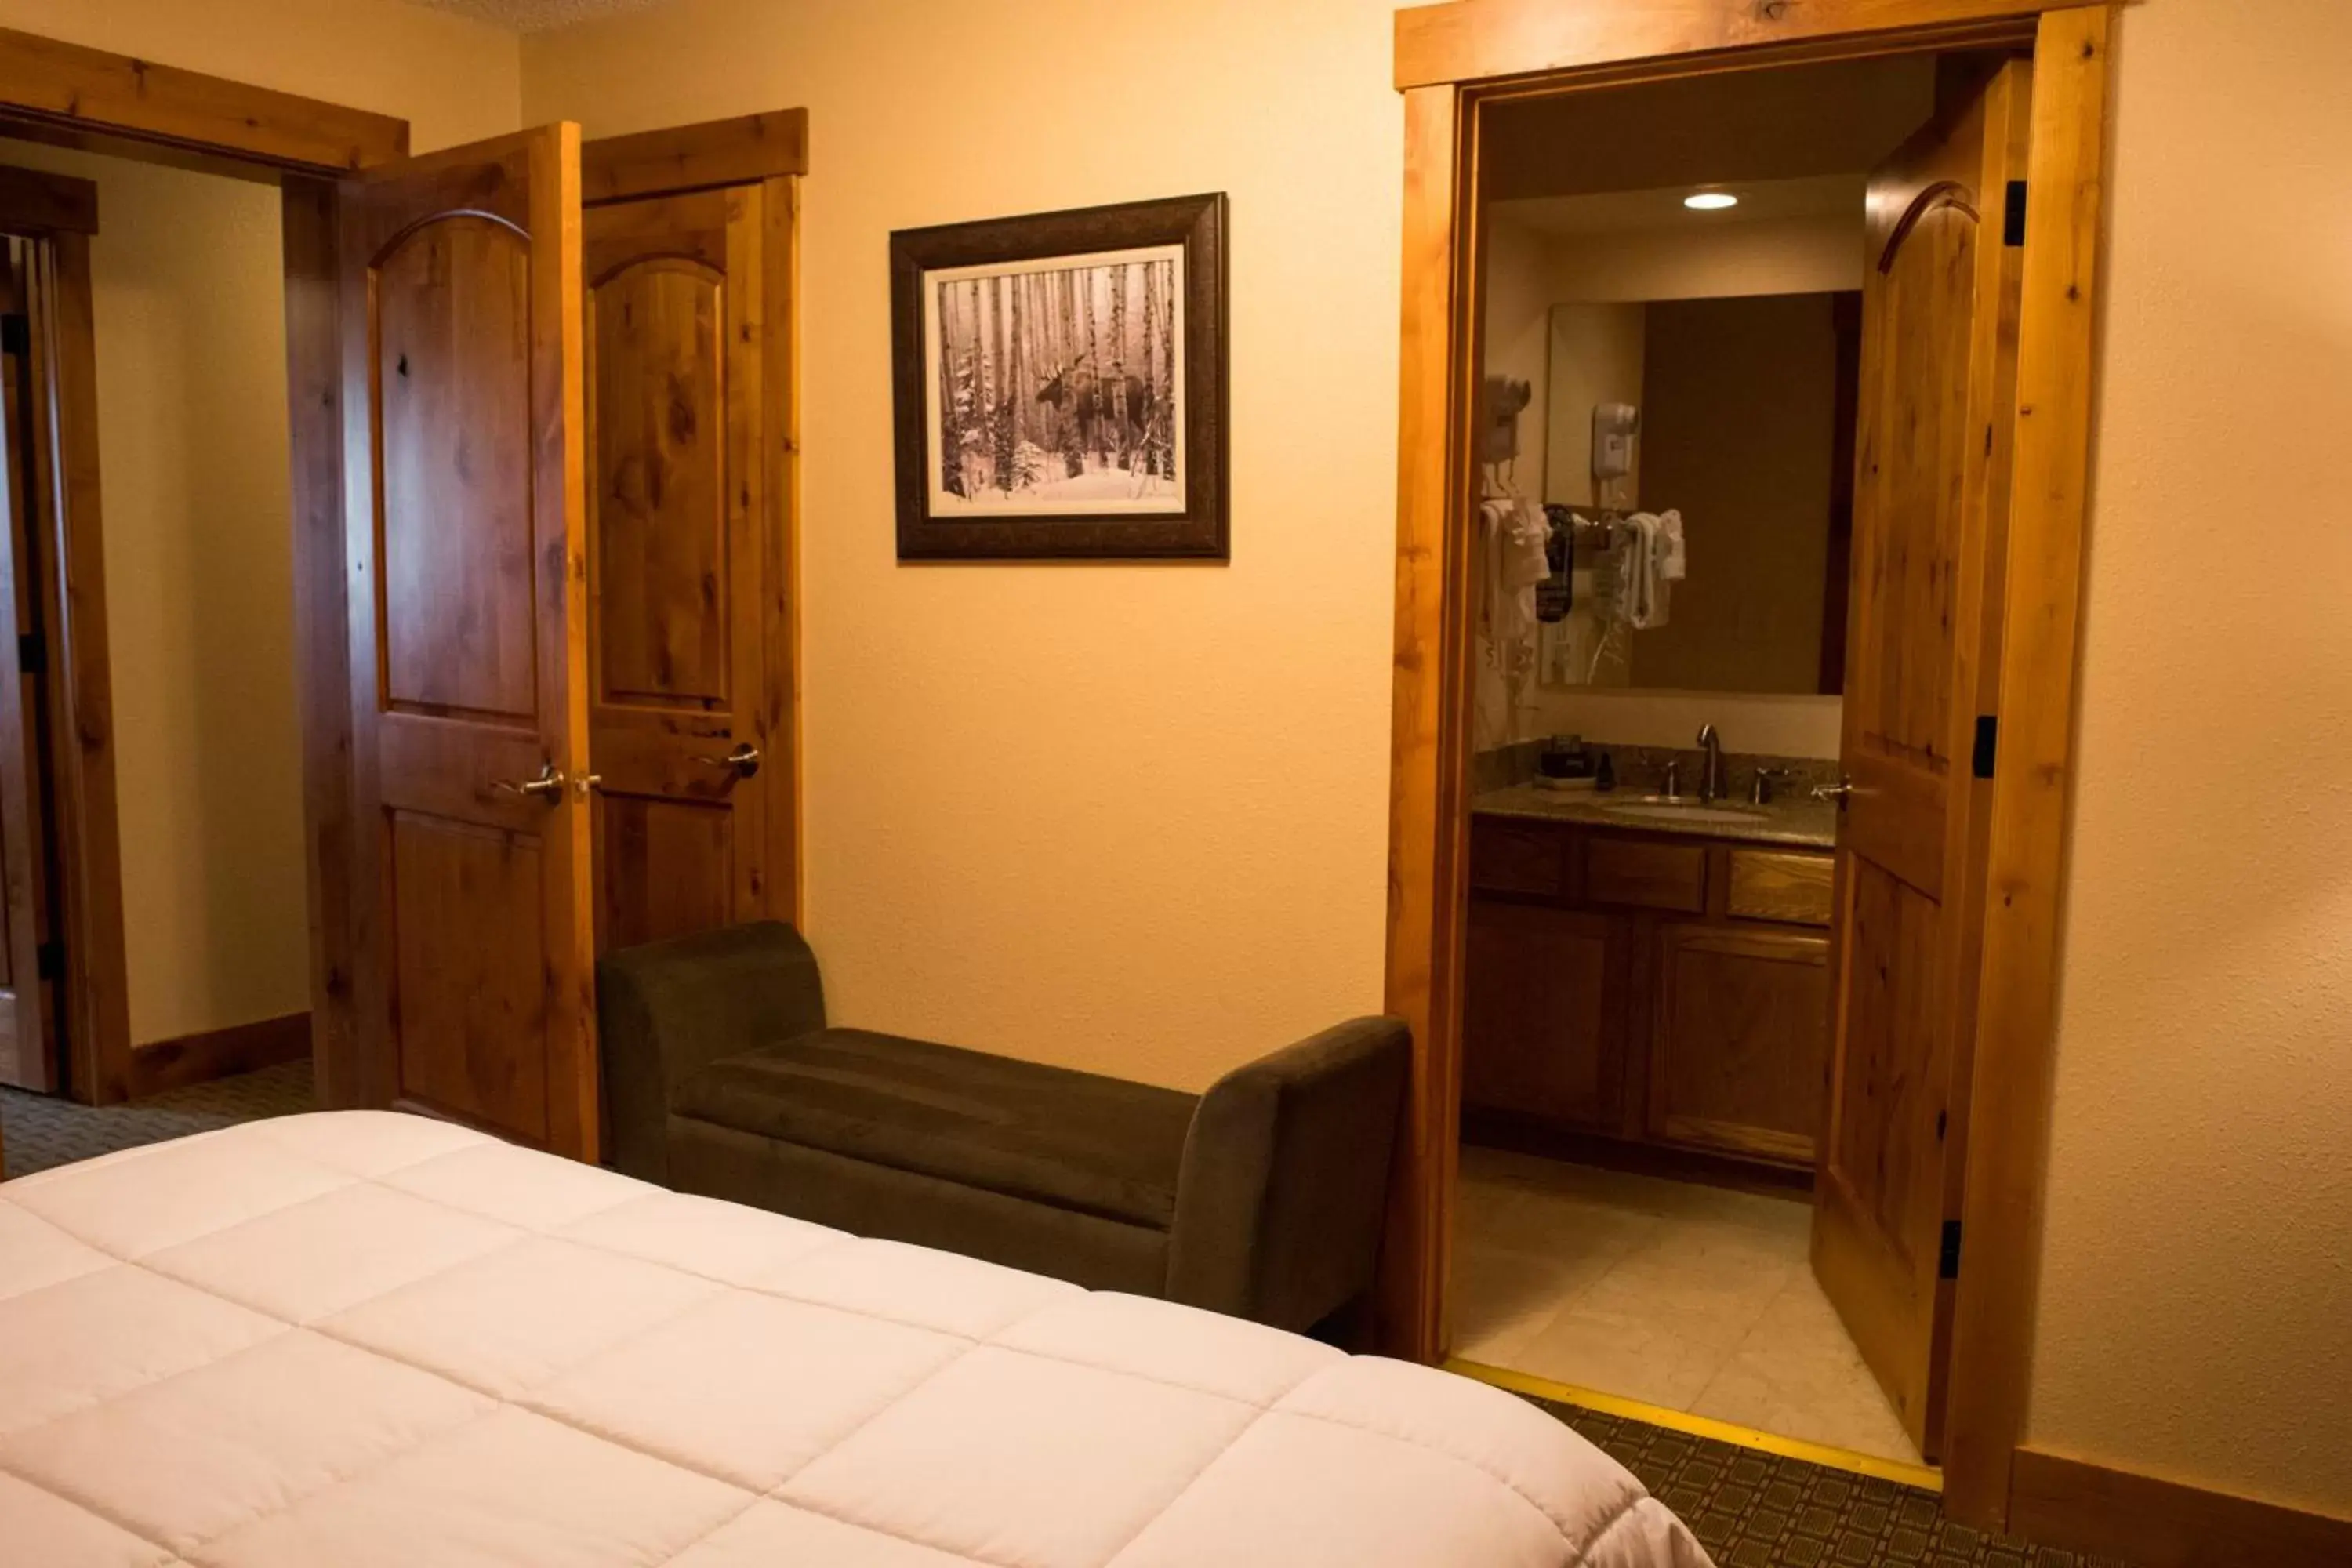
left=1481, top=498, right=1550, bottom=651
left=1618, top=511, right=1678, bottom=630
left=1655, top=509, right=1686, bottom=582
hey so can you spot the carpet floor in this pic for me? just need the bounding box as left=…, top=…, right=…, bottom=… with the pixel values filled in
left=2, top=1068, right=2129, bottom=1567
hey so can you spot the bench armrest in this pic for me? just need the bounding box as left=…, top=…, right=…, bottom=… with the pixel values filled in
left=596, top=920, right=827, bottom=1182
left=1165, top=1016, right=1412, bottom=1333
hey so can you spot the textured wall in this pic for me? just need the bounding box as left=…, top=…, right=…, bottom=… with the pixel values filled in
left=0, top=0, right=520, bottom=153
left=526, top=0, right=1405, bottom=1091
left=2024, top=0, right=2352, bottom=1515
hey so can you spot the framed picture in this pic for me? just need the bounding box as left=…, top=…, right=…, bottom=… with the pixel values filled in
left=891, top=192, right=1228, bottom=560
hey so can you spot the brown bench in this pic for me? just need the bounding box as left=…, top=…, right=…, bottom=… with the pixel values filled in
left=597, top=921, right=1410, bottom=1334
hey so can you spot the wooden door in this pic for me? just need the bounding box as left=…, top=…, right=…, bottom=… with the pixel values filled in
left=583, top=180, right=791, bottom=952
left=0, top=240, right=54, bottom=1090
left=1649, top=923, right=1829, bottom=1167
left=339, top=125, right=599, bottom=1158
left=1461, top=898, right=1624, bottom=1131
left=1813, top=60, right=2032, bottom=1461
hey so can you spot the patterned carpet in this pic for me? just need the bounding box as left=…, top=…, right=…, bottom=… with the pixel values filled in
left=1521, top=1399, right=2125, bottom=1567
left=0, top=1060, right=314, bottom=1178
left=1, top=1069, right=2125, bottom=1567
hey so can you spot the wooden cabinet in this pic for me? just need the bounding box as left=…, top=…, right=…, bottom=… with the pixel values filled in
left=1462, top=814, right=1835, bottom=1176
left=1462, top=900, right=1624, bottom=1131
left=1647, top=923, right=1830, bottom=1165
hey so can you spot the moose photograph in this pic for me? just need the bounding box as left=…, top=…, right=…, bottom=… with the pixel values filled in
left=892, top=193, right=1228, bottom=560
left=926, top=246, right=1184, bottom=514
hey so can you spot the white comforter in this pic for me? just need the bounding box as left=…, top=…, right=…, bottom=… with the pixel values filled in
left=0, top=1112, right=1710, bottom=1567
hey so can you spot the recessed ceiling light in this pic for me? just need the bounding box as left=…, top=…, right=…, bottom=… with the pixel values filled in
left=1684, top=191, right=1739, bottom=211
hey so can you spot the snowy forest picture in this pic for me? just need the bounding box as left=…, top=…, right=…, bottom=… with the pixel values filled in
left=892, top=193, right=1228, bottom=560
left=926, top=246, right=1185, bottom=514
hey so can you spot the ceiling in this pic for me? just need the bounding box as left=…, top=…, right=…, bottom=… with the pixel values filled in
left=401, top=0, right=666, bottom=32
left=1480, top=53, right=1938, bottom=204
left=1492, top=174, right=1867, bottom=240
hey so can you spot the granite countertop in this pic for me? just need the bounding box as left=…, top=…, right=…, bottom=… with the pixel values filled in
left=1472, top=780, right=1839, bottom=850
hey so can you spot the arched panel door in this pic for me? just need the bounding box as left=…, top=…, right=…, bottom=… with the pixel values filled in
left=1813, top=59, right=2033, bottom=1461
left=583, top=180, right=790, bottom=953
left=337, top=124, right=597, bottom=1158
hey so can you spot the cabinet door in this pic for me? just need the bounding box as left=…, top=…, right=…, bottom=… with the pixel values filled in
left=1649, top=923, right=1830, bottom=1167
left=1461, top=899, right=1624, bottom=1131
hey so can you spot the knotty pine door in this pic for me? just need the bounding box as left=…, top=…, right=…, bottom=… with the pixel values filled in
left=1813, top=59, right=2033, bottom=1462
left=338, top=125, right=600, bottom=1158
left=582, top=175, right=797, bottom=954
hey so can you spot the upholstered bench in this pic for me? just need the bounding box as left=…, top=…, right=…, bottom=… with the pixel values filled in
left=597, top=921, right=1411, bottom=1334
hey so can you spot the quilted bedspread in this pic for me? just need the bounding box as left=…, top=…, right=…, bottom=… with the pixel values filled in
left=0, top=1112, right=1711, bottom=1567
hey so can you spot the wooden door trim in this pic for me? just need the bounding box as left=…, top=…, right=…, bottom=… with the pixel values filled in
left=0, top=169, right=130, bottom=1105
left=582, top=110, right=808, bottom=206
left=1395, top=0, right=2052, bottom=90
left=1381, top=0, right=2115, bottom=1536
left=2008, top=1447, right=2352, bottom=1568
left=0, top=24, right=408, bottom=176
left=0, top=27, right=414, bottom=1105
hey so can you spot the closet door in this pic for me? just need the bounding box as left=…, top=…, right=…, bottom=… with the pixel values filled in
left=339, top=125, right=600, bottom=1158
left=583, top=177, right=793, bottom=951
left=1812, top=60, right=2031, bottom=1461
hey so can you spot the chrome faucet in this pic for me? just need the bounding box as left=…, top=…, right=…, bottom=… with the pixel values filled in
left=1696, top=724, right=1726, bottom=804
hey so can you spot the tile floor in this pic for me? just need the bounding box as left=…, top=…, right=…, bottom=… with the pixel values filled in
left=1452, top=1142, right=1925, bottom=1466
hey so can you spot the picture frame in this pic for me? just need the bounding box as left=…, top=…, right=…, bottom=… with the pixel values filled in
left=891, top=192, right=1229, bottom=561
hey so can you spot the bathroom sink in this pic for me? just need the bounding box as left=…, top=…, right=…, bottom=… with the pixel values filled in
left=1603, top=799, right=1769, bottom=825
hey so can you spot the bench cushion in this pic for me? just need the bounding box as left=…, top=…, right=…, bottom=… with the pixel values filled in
left=673, top=1028, right=1199, bottom=1229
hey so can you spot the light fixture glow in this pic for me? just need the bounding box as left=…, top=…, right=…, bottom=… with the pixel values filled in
left=1684, top=191, right=1739, bottom=211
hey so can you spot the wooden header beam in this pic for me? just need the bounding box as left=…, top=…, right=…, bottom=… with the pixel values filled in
left=1394, top=0, right=2053, bottom=89
left=582, top=109, right=808, bottom=205
left=0, top=24, right=408, bottom=175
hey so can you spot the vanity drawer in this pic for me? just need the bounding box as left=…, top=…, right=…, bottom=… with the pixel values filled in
left=1727, top=850, right=1836, bottom=927
left=1469, top=818, right=1568, bottom=897
left=1584, top=838, right=1708, bottom=913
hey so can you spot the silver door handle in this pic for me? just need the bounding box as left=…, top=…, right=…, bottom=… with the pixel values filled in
left=694, top=742, right=761, bottom=779
left=1811, top=779, right=1853, bottom=803
left=493, top=761, right=565, bottom=800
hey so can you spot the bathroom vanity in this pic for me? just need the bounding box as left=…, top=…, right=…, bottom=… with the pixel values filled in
left=1464, top=780, right=1838, bottom=1179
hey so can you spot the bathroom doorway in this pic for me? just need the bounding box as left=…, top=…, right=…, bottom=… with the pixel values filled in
left=1377, top=1, right=2114, bottom=1527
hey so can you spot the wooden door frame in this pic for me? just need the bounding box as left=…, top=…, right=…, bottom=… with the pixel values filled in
left=0, top=27, right=405, bottom=1105
left=0, top=161, right=125, bottom=1104
left=1381, top=0, right=2114, bottom=1532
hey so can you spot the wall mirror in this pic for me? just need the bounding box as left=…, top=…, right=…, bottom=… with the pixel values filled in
left=1538, top=287, right=1857, bottom=697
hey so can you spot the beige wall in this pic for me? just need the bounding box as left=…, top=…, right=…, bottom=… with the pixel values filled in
left=2025, top=0, right=2352, bottom=1515
left=0, top=0, right=519, bottom=153
left=526, top=0, right=1404, bottom=1092
left=6, top=147, right=309, bottom=1046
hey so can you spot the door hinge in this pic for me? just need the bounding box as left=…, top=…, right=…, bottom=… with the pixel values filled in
left=35, top=938, right=64, bottom=981
left=16, top=630, right=43, bottom=677
left=2003, top=180, right=2028, bottom=247
left=1939, top=1220, right=1964, bottom=1280
left=0, top=313, right=26, bottom=356
left=1972, top=714, right=1998, bottom=779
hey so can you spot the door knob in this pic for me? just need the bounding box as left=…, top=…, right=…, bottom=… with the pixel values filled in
left=694, top=742, right=762, bottom=779
left=1811, top=779, right=1854, bottom=804
left=493, top=761, right=566, bottom=800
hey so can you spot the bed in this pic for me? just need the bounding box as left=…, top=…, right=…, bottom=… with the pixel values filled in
left=0, top=1112, right=1711, bottom=1567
